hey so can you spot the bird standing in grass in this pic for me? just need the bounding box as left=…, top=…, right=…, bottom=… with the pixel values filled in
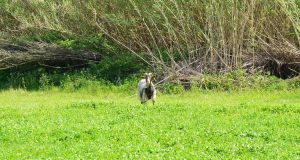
left=137, top=73, right=156, bottom=105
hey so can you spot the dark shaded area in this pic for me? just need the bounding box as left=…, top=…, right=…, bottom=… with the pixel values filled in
left=0, top=53, right=145, bottom=90
left=0, top=62, right=83, bottom=90
left=145, top=85, right=154, bottom=99
left=179, top=78, right=191, bottom=90
left=264, top=60, right=300, bottom=79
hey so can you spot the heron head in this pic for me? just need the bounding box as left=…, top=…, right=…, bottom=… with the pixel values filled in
left=144, top=73, right=153, bottom=85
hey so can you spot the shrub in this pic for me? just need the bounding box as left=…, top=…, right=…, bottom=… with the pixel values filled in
left=163, top=82, right=185, bottom=94
left=88, top=54, right=146, bottom=82
left=39, top=73, right=50, bottom=90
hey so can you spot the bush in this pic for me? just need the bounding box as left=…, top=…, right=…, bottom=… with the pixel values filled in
left=39, top=73, right=51, bottom=90
left=163, top=82, right=185, bottom=94
left=190, top=71, right=291, bottom=91
left=56, top=35, right=117, bottom=54
left=287, top=76, right=300, bottom=89
left=88, top=54, right=146, bottom=82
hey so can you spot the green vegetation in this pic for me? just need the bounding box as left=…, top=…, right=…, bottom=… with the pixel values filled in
left=0, top=89, right=299, bottom=159
left=1, top=66, right=300, bottom=92
left=1, top=1, right=300, bottom=159
left=0, top=59, right=143, bottom=90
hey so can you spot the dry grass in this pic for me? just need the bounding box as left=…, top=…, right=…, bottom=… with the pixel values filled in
left=1, top=0, right=300, bottom=78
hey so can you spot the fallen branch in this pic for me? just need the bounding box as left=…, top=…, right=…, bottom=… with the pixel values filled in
left=0, top=39, right=101, bottom=70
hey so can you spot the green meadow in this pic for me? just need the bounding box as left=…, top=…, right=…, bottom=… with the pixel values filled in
left=0, top=89, right=299, bottom=159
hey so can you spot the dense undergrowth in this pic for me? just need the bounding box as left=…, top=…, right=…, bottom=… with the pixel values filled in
left=1, top=65, right=300, bottom=94
left=1, top=0, right=300, bottom=91
left=2, top=0, right=300, bottom=77
left=0, top=30, right=299, bottom=92
left=0, top=27, right=299, bottom=92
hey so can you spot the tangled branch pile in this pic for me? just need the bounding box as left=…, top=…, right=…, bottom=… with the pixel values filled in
left=0, top=40, right=100, bottom=70
left=1, top=0, right=300, bottom=78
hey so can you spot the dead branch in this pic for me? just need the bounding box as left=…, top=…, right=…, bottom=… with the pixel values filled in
left=0, top=39, right=101, bottom=70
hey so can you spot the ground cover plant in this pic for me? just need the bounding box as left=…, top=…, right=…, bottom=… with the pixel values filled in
left=0, top=89, right=299, bottom=159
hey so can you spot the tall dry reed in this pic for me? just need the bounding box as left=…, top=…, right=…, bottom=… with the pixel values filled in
left=1, top=0, right=300, bottom=77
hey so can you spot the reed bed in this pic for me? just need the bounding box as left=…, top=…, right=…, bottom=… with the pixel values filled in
left=1, top=0, right=300, bottom=78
